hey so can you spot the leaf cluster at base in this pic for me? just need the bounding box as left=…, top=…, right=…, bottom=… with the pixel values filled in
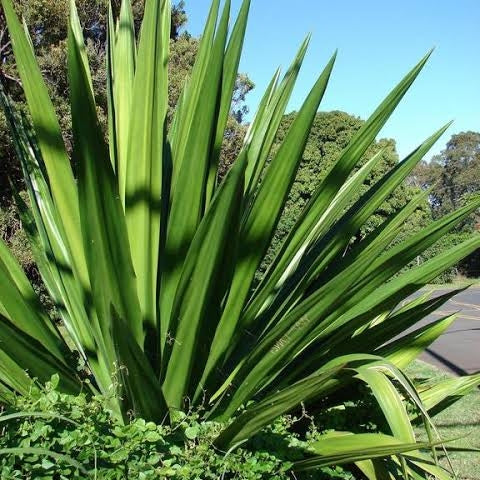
left=0, top=377, right=359, bottom=480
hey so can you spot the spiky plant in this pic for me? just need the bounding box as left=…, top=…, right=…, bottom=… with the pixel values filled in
left=0, top=0, right=479, bottom=476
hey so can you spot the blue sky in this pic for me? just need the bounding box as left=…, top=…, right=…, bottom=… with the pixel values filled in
left=184, top=0, right=480, bottom=160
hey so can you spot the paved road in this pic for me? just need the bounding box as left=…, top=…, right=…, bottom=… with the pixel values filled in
left=411, top=288, right=480, bottom=375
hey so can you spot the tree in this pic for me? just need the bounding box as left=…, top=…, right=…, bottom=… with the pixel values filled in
left=422, top=132, right=480, bottom=209
left=413, top=132, right=480, bottom=221
left=410, top=131, right=480, bottom=278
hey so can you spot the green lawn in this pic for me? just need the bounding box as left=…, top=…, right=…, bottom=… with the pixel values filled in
left=406, top=360, right=480, bottom=479
left=425, top=278, right=480, bottom=290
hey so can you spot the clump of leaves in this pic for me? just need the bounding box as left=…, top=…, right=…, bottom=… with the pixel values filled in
left=0, top=378, right=357, bottom=480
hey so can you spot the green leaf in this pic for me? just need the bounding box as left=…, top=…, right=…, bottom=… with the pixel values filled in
left=379, top=314, right=457, bottom=368
left=294, top=433, right=450, bottom=471
left=1, top=0, right=89, bottom=290
left=415, top=373, right=480, bottom=418
left=111, top=310, right=167, bottom=422
left=0, top=313, right=80, bottom=394
left=107, top=1, right=118, bottom=170
left=219, top=208, right=479, bottom=418
left=162, top=153, right=246, bottom=408
left=68, top=0, right=143, bottom=345
left=206, top=0, right=251, bottom=204
left=244, top=37, right=310, bottom=197
left=185, top=426, right=200, bottom=440
left=0, top=85, right=101, bottom=370
left=204, top=52, right=336, bottom=396
left=168, top=0, right=220, bottom=186
left=112, top=0, right=136, bottom=200
left=160, top=0, right=228, bottom=347
left=252, top=52, right=433, bottom=319
left=0, top=240, right=65, bottom=359
left=356, top=367, right=415, bottom=442
left=214, top=366, right=342, bottom=449
left=336, top=288, right=464, bottom=357
left=124, top=0, right=171, bottom=359
left=247, top=124, right=450, bottom=337
left=0, top=411, right=79, bottom=426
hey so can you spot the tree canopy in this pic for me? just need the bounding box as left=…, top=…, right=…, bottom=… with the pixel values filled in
left=410, top=131, right=480, bottom=279
left=413, top=131, right=480, bottom=223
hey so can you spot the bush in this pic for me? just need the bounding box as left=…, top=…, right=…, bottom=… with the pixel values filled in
left=0, top=378, right=356, bottom=480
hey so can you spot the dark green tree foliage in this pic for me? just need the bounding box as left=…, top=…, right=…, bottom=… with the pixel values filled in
left=258, top=110, right=431, bottom=280
left=413, top=131, right=480, bottom=222
left=411, top=131, right=480, bottom=278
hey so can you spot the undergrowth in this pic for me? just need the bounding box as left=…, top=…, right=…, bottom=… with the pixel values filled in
left=0, top=376, right=356, bottom=480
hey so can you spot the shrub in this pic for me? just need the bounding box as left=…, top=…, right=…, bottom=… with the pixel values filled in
left=1, top=0, right=480, bottom=477
left=0, top=379, right=356, bottom=479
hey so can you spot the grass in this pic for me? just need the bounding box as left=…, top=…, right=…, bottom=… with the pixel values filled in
left=406, top=360, right=480, bottom=479
left=426, top=276, right=480, bottom=291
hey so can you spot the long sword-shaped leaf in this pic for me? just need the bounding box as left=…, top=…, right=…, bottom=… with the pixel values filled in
left=124, top=0, right=170, bottom=361
left=244, top=36, right=310, bottom=197
left=68, top=5, right=170, bottom=417
left=15, top=193, right=115, bottom=396
left=0, top=243, right=66, bottom=360
left=248, top=52, right=432, bottom=324
left=357, top=367, right=415, bottom=442
left=163, top=153, right=246, bottom=408
left=160, top=0, right=229, bottom=347
left=203, top=54, right=336, bottom=393
left=219, top=219, right=480, bottom=418
left=113, top=0, right=136, bottom=201
left=107, top=2, right=117, bottom=170
left=294, top=433, right=449, bottom=471
left=168, top=0, right=220, bottom=187
left=1, top=0, right=88, bottom=289
left=246, top=124, right=450, bottom=334
left=241, top=67, right=280, bottom=151
left=0, top=85, right=115, bottom=394
left=300, top=202, right=480, bottom=349
left=0, top=350, right=33, bottom=398
left=406, top=452, right=453, bottom=480
left=68, top=1, right=143, bottom=345
left=206, top=0, right=251, bottom=204
left=245, top=148, right=385, bottom=320
left=415, top=373, right=480, bottom=419
left=111, top=311, right=167, bottom=422
left=296, top=229, right=478, bottom=372
left=0, top=313, right=80, bottom=394
left=379, top=315, right=457, bottom=368
left=214, top=366, right=341, bottom=450
left=288, top=239, right=480, bottom=385
left=335, top=289, right=464, bottom=357
left=16, top=116, right=117, bottom=395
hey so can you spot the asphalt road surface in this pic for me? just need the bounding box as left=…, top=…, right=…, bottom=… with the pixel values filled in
left=412, top=287, right=480, bottom=375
